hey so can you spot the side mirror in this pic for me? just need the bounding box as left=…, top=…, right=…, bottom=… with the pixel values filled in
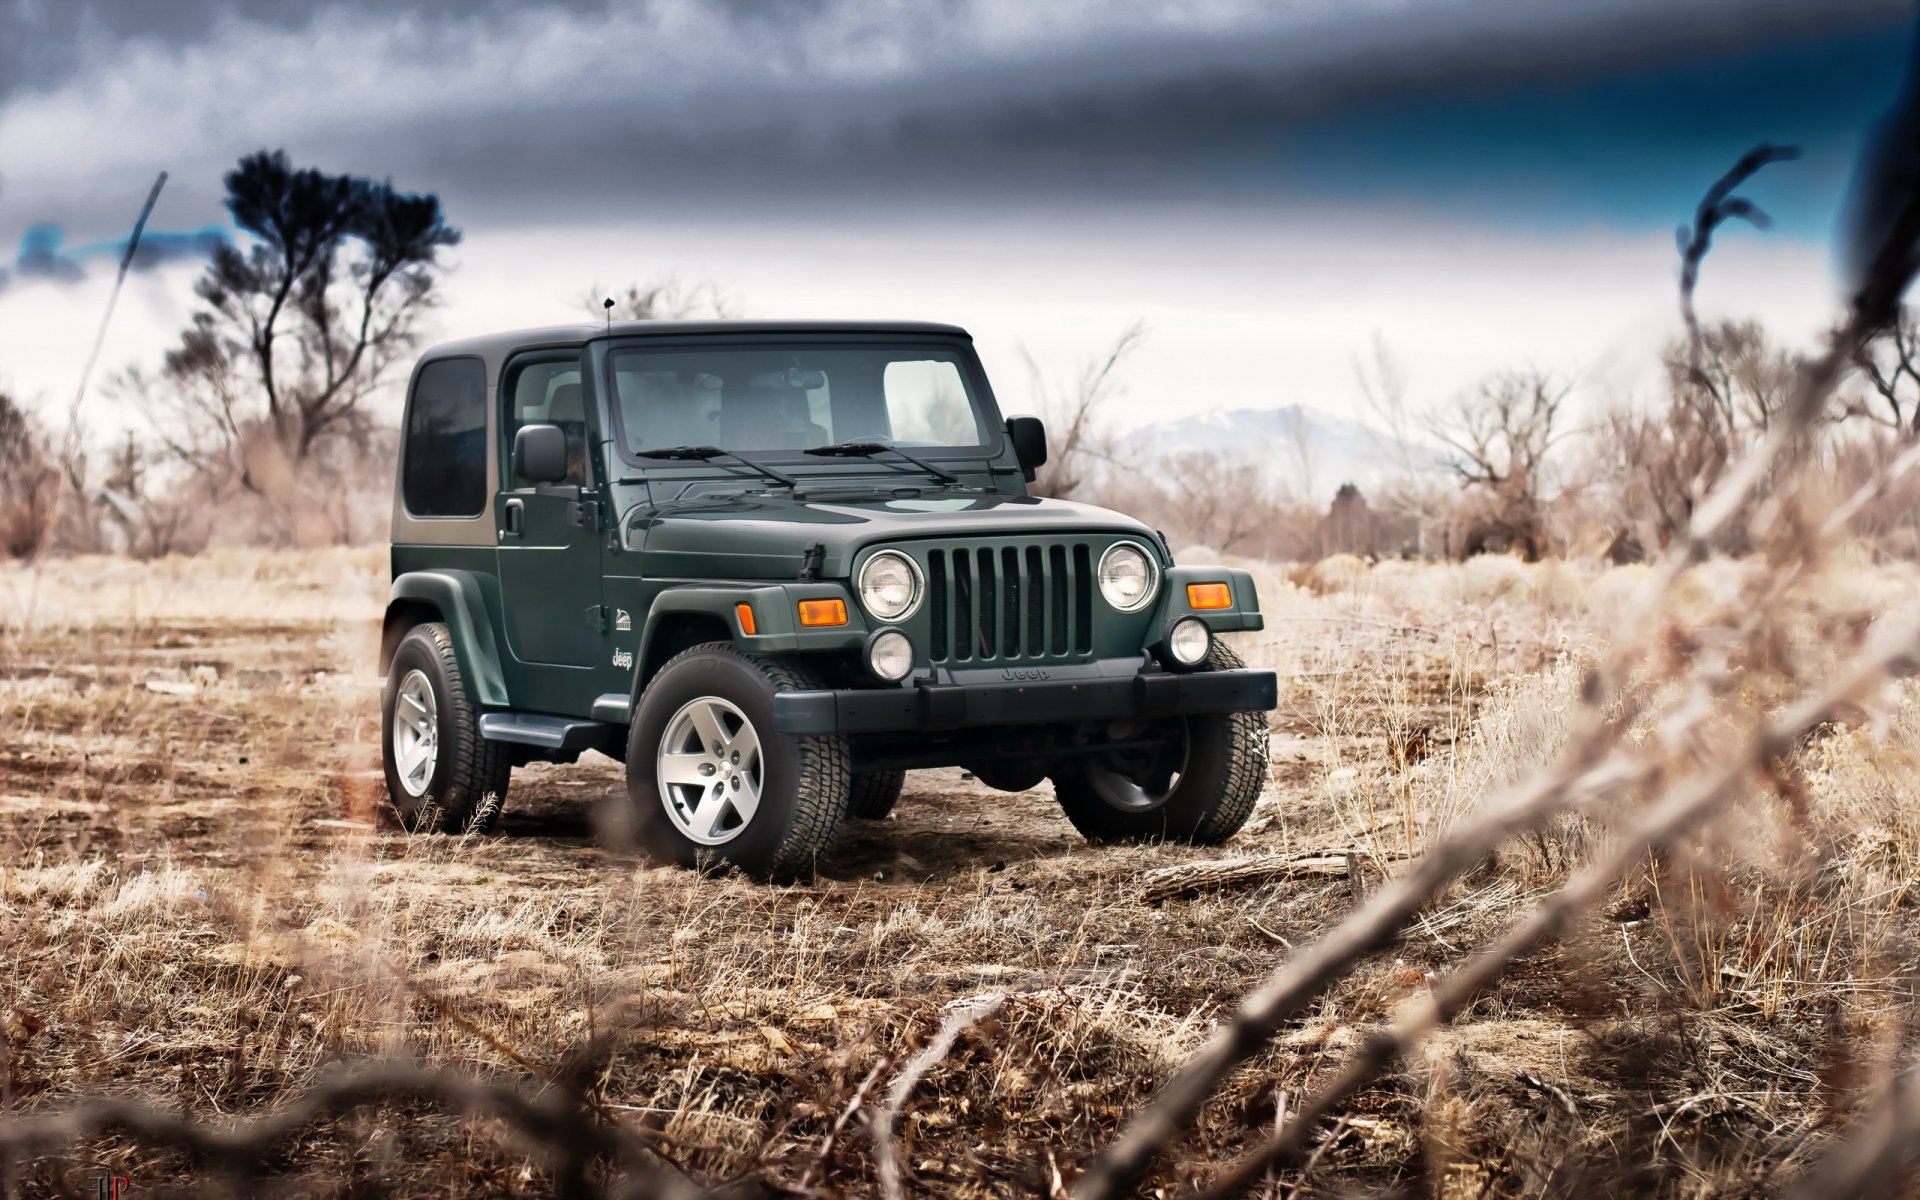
left=512, top=423, right=569, bottom=485
left=1005, top=415, right=1048, bottom=482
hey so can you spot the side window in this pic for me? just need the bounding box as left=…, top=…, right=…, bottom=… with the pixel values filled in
left=402, top=357, right=487, bottom=518
left=504, top=357, right=589, bottom=487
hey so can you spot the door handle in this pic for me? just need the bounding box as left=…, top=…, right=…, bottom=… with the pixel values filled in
left=502, top=498, right=524, bottom=538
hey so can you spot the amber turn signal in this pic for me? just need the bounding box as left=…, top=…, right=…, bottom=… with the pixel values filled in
left=735, top=602, right=757, bottom=635
left=1186, top=582, right=1232, bottom=610
left=797, top=598, right=848, bottom=627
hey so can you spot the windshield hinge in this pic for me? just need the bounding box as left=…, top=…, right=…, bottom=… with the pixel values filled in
left=798, top=542, right=824, bottom=581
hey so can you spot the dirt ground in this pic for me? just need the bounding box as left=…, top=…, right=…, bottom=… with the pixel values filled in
left=2, top=549, right=1915, bottom=1197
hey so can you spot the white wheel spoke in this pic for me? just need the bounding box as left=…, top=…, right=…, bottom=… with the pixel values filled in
left=726, top=720, right=761, bottom=769
left=659, top=751, right=711, bottom=787
left=688, top=702, right=729, bottom=754
left=729, top=774, right=760, bottom=825
left=401, top=691, right=430, bottom=727
left=688, top=785, right=730, bottom=840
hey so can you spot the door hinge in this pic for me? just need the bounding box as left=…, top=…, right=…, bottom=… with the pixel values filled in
left=570, top=499, right=601, bottom=531
left=587, top=605, right=609, bottom=634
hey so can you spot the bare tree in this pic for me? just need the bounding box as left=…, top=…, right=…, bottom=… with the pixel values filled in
left=1665, top=318, right=1802, bottom=442
left=1150, top=451, right=1292, bottom=554
left=0, top=392, right=59, bottom=558
left=1847, top=305, right=1920, bottom=432
left=1023, top=322, right=1146, bottom=500
left=132, top=150, right=459, bottom=485
left=1274, top=407, right=1317, bottom=508
left=1426, top=368, right=1570, bottom=559
left=1587, top=321, right=1808, bottom=559
left=584, top=275, right=736, bottom=321
left=1354, top=334, right=1445, bottom=555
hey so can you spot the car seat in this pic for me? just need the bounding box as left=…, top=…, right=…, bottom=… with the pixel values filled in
left=718, top=389, right=829, bottom=450
left=546, top=381, right=588, bottom=483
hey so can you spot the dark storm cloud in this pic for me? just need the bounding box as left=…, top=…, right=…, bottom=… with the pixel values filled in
left=377, top=0, right=1915, bottom=230
left=0, top=0, right=614, bottom=99
left=2, top=0, right=1913, bottom=240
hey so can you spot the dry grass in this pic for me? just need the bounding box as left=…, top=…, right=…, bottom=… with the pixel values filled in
left=4, top=547, right=1917, bottom=1195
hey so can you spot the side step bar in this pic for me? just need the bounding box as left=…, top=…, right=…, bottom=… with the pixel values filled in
left=478, top=711, right=622, bottom=754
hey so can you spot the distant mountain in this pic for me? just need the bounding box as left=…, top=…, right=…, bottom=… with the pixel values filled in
left=1115, top=405, right=1441, bottom=503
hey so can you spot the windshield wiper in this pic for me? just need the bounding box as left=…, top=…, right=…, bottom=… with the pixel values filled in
left=804, top=441, right=962, bottom=485
left=633, top=445, right=798, bottom=489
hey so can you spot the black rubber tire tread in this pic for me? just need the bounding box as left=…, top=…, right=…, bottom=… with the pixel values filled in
left=626, top=643, right=851, bottom=878
left=382, top=622, right=511, bottom=834
left=1051, top=641, right=1269, bottom=845
left=847, top=770, right=906, bottom=820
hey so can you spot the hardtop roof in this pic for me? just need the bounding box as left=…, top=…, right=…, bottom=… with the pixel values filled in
left=420, top=319, right=973, bottom=364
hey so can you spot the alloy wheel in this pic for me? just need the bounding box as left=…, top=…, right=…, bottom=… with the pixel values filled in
left=657, top=696, right=764, bottom=845
left=392, top=668, right=439, bottom=798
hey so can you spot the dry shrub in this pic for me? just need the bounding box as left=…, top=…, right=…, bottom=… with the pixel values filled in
left=8, top=538, right=1920, bottom=1197
left=1414, top=651, right=1587, bottom=859
left=1440, top=554, right=1534, bottom=605
left=1291, top=553, right=1371, bottom=595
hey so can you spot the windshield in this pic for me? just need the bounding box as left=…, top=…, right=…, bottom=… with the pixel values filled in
left=610, top=343, right=990, bottom=459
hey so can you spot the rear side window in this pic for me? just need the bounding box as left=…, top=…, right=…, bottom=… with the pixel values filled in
left=403, top=357, right=487, bottom=517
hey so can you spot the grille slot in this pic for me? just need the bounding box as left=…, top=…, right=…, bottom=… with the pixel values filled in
left=923, top=541, right=1093, bottom=664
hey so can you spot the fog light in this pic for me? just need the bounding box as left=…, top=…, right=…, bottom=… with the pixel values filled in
left=1167, top=617, right=1212, bottom=667
left=867, top=629, right=914, bottom=681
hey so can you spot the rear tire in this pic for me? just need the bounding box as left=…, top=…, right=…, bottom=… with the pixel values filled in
left=848, top=770, right=906, bottom=820
left=626, top=643, right=851, bottom=877
left=381, top=622, right=510, bottom=834
left=1050, top=642, right=1268, bottom=845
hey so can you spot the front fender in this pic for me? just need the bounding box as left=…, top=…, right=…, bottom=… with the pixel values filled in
left=633, top=582, right=868, bottom=696
left=1152, top=565, right=1265, bottom=643
left=388, top=570, right=510, bottom=707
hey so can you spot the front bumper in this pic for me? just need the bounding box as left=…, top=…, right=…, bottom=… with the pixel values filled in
left=770, top=662, right=1278, bottom=735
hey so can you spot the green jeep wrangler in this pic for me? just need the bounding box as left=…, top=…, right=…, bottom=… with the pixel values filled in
left=380, top=320, right=1277, bottom=875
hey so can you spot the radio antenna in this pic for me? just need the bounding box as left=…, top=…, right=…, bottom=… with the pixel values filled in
left=603, top=296, right=614, bottom=335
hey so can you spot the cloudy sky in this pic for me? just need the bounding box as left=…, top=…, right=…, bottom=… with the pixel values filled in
left=0, top=0, right=1913, bottom=451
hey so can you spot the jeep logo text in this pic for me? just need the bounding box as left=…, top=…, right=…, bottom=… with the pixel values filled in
left=1000, top=666, right=1051, bottom=681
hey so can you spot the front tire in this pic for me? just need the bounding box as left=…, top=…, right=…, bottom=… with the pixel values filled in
left=381, top=622, right=510, bottom=833
left=626, top=644, right=851, bottom=877
left=1050, top=642, right=1268, bottom=845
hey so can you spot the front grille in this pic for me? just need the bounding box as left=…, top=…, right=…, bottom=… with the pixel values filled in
left=925, top=543, right=1094, bottom=664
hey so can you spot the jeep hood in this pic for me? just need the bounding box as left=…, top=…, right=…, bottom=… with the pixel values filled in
left=625, top=489, right=1158, bottom=580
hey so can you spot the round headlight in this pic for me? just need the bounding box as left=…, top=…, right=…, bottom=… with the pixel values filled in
left=1097, top=542, right=1159, bottom=612
left=858, top=551, right=922, bottom=621
left=867, top=629, right=914, bottom=681
left=1167, top=617, right=1213, bottom=667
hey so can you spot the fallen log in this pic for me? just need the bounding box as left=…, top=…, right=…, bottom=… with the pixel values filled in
left=1141, top=851, right=1370, bottom=903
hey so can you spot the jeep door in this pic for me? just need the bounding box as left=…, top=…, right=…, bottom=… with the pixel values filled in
left=495, top=350, right=606, bottom=673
